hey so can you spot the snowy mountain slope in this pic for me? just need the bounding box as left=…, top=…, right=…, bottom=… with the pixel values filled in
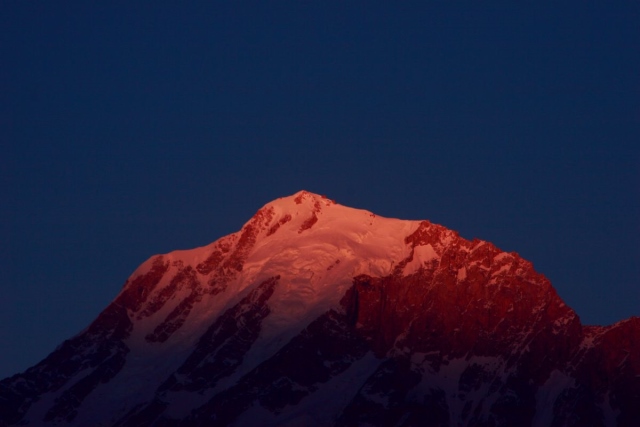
left=1, top=191, right=638, bottom=427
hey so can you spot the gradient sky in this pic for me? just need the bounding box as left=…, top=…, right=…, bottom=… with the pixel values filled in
left=2, top=2, right=639, bottom=379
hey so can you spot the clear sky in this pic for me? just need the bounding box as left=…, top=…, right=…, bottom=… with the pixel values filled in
left=2, top=2, right=638, bottom=379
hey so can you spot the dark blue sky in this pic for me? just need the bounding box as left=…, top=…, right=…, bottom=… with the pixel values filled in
left=2, top=2, right=638, bottom=379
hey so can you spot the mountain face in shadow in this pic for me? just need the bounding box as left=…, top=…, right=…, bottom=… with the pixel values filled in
left=1, top=191, right=638, bottom=427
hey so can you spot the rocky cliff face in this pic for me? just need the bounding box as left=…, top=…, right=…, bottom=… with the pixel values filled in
left=1, top=191, right=638, bottom=427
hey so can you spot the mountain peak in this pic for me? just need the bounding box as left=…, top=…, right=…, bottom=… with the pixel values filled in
left=264, top=190, right=335, bottom=211
left=255, top=190, right=338, bottom=236
left=2, top=192, right=638, bottom=427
